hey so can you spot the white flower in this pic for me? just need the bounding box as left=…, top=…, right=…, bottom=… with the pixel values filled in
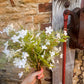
left=56, top=33, right=60, bottom=39
left=11, top=35, right=20, bottom=43
left=46, top=40, right=50, bottom=45
left=50, top=51, right=55, bottom=57
left=4, top=41, right=8, bottom=46
left=15, top=49, right=22, bottom=52
left=41, top=55, right=44, bottom=58
left=64, top=30, right=67, bottom=36
left=51, top=59, right=55, bottom=64
left=3, top=49, right=15, bottom=58
left=16, top=29, right=27, bottom=38
left=43, top=51, right=45, bottom=55
left=49, top=63, right=53, bottom=70
left=36, top=33, right=40, bottom=37
left=49, top=67, right=52, bottom=70
left=56, top=60, right=59, bottom=64
left=60, top=53, right=63, bottom=58
left=18, top=72, right=23, bottom=78
left=20, top=40, right=25, bottom=46
left=53, top=47, right=60, bottom=53
left=45, top=26, right=53, bottom=34
left=4, top=41, right=8, bottom=49
left=42, top=45, right=47, bottom=49
left=3, top=49, right=10, bottom=56
left=22, top=52, right=29, bottom=59
left=13, top=58, right=27, bottom=68
left=30, top=35, right=34, bottom=41
left=3, top=24, right=15, bottom=35
left=59, top=47, right=61, bottom=51
left=0, top=31, right=3, bottom=34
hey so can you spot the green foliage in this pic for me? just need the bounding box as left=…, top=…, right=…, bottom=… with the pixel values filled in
left=2, top=26, right=69, bottom=71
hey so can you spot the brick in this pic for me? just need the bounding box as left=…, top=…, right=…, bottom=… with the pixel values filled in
left=39, top=3, right=52, bottom=12
left=22, top=0, right=50, bottom=3
left=24, top=16, right=33, bottom=23
left=40, top=23, right=52, bottom=30
left=34, top=14, right=51, bottom=24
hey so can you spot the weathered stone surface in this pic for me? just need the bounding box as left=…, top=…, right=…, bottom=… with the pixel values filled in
left=34, top=14, right=51, bottom=23
left=0, top=0, right=7, bottom=3
left=72, top=60, right=82, bottom=84
left=10, top=14, right=24, bottom=20
left=22, top=0, right=50, bottom=3
left=39, top=3, right=52, bottom=12
left=24, top=16, right=33, bottom=23
left=0, top=8, right=5, bottom=14
left=37, top=0, right=50, bottom=3
left=0, top=33, right=9, bottom=39
left=22, top=0, right=37, bottom=3
left=17, top=3, right=38, bottom=9
left=0, top=62, right=52, bottom=84
left=0, top=8, right=19, bottom=14
left=27, top=3, right=38, bottom=8
left=40, top=23, right=52, bottom=30
left=5, top=7, right=19, bottom=13
left=24, top=9, right=37, bottom=15
left=24, top=23, right=39, bottom=30
left=0, top=2, right=9, bottom=7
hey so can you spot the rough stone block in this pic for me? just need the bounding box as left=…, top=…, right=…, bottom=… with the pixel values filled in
left=24, top=16, right=33, bottom=23
left=26, top=4, right=38, bottom=8
left=22, top=0, right=50, bottom=3
left=39, top=3, right=52, bottom=12
left=5, top=7, right=19, bottom=13
left=0, top=7, right=18, bottom=14
left=34, top=14, right=51, bottom=24
left=24, top=9, right=37, bottom=15
left=24, top=23, right=39, bottom=30
left=0, top=0, right=7, bottom=3
left=37, top=0, right=50, bottom=3
left=0, top=2, right=9, bottom=7
left=0, top=8, right=5, bottom=14
left=10, top=14, right=24, bottom=20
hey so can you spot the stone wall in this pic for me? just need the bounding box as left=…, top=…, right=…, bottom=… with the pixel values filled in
left=0, top=0, right=52, bottom=84
left=0, top=0, right=52, bottom=31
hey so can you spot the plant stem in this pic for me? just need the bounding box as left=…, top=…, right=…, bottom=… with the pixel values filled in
left=38, top=63, right=41, bottom=84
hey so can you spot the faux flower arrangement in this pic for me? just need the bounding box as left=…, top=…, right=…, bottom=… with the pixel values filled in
left=0, top=24, right=68, bottom=79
